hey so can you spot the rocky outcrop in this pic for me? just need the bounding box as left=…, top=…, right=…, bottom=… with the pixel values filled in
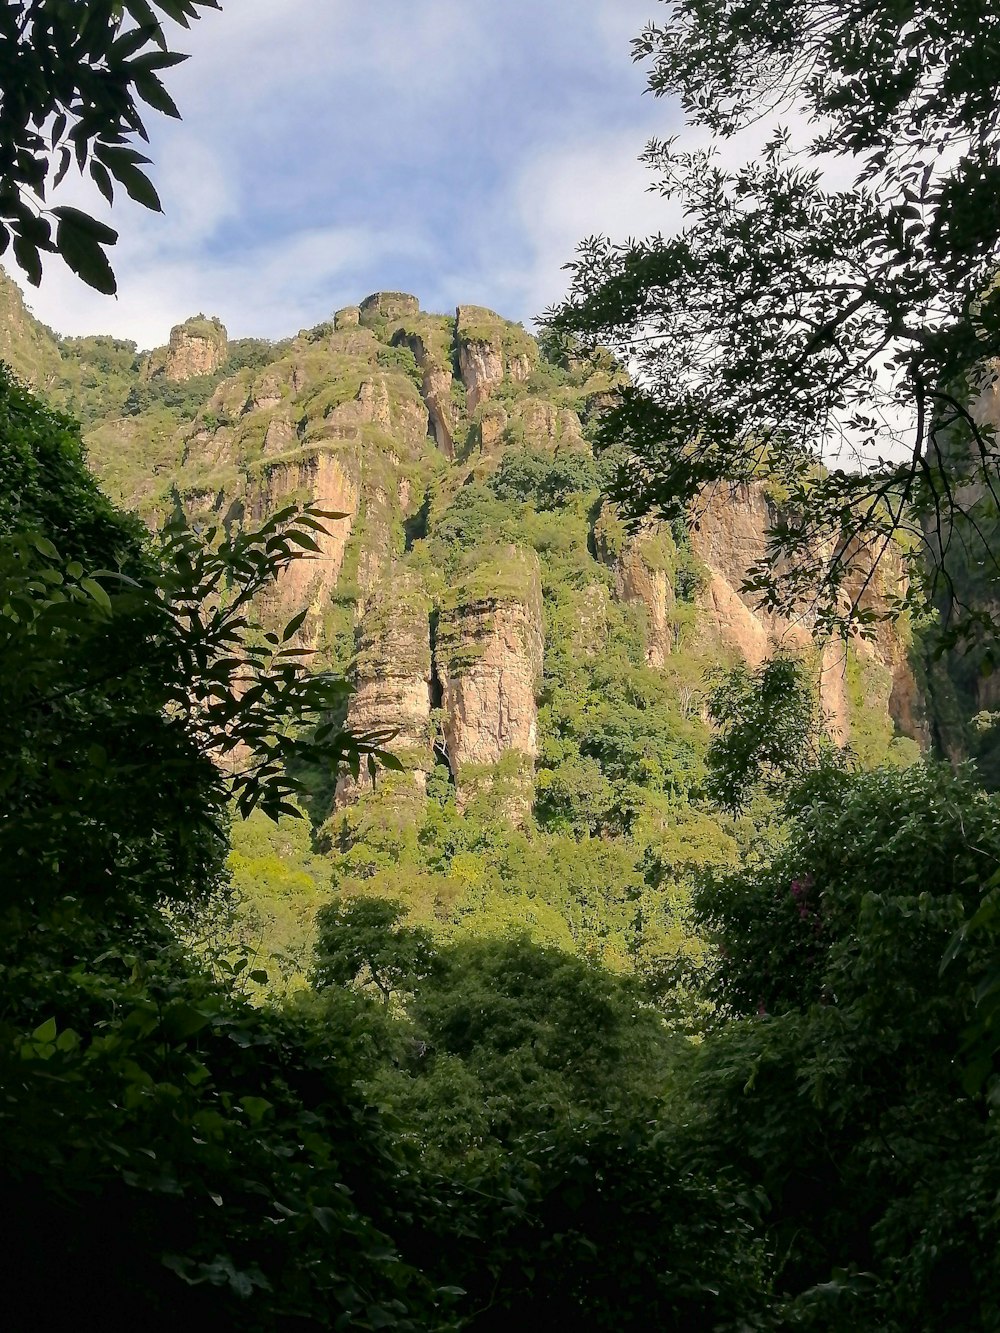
left=248, top=369, right=284, bottom=412
left=317, top=376, right=426, bottom=450
left=392, top=328, right=456, bottom=458
left=436, top=548, right=544, bottom=812
left=162, top=316, right=227, bottom=382
left=595, top=509, right=675, bottom=668
left=476, top=403, right=508, bottom=458
left=689, top=482, right=923, bottom=746
left=458, top=335, right=504, bottom=415
left=334, top=571, right=434, bottom=806
left=262, top=413, right=297, bottom=456
left=421, top=363, right=456, bottom=458
left=456, top=305, right=538, bottom=414
left=247, top=449, right=359, bottom=635
left=335, top=306, right=360, bottom=329
left=359, top=291, right=420, bottom=326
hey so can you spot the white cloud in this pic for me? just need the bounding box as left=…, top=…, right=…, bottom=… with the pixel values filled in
left=20, top=0, right=828, bottom=346
left=26, top=220, right=426, bottom=349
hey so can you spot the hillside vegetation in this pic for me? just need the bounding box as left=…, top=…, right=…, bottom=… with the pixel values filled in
left=3, top=272, right=999, bottom=1330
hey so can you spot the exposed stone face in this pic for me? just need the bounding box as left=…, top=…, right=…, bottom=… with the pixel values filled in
left=422, top=363, right=456, bottom=458
left=334, top=571, right=434, bottom=806
left=0, top=265, right=928, bottom=821
left=689, top=482, right=924, bottom=746
left=393, top=330, right=456, bottom=458
left=248, top=369, right=284, bottom=412
left=477, top=403, right=508, bottom=457
left=247, top=449, right=358, bottom=635
left=620, top=543, right=674, bottom=669
left=458, top=338, right=505, bottom=414
left=594, top=508, right=675, bottom=668
left=507, top=353, right=534, bottom=384
left=163, top=317, right=227, bottom=382
left=318, top=376, right=425, bottom=449
left=516, top=399, right=558, bottom=447
left=436, top=548, right=544, bottom=812
left=557, top=407, right=584, bottom=443
left=455, top=305, right=538, bottom=414
left=262, top=412, right=297, bottom=456
left=359, top=291, right=420, bottom=325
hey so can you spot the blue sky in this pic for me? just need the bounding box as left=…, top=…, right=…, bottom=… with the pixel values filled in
left=23, top=0, right=682, bottom=349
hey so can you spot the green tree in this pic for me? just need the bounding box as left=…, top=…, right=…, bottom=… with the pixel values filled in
left=0, top=0, right=219, bottom=292
left=312, top=896, right=437, bottom=1005
left=549, top=0, right=1000, bottom=638
left=705, top=654, right=836, bottom=811
left=684, top=762, right=1000, bottom=1327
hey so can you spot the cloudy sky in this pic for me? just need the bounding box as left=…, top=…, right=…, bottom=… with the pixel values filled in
left=21, top=0, right=682, bottom=350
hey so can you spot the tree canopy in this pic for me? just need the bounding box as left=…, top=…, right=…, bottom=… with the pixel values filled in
left=548, top=0, right=1000, bottom=638
left=0, top=0, right=218, bottom=293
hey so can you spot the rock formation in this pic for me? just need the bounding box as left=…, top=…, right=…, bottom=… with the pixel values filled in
left=392, top=327, right=456, bottom=459
left=248, top=448, right=359, bottom=635
left=334, top=570, right=434, bottom=806
left=436, top=548, right=544, bottom=813
left=162, top=315, right=228, bottom=382
left=594, top=508, right=675, bottom=669
left=456, top=305, right=537, bottom=413
left=359, top=291, right=420, bottom=326
left=689, top=482, right=925, bottom=747
left=0, top=267, right=935, bottom=824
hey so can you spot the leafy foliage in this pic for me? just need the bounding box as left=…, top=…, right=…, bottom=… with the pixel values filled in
left=549, top=0, right=1000, bottom=639
left=705, top=655, right=835, bottom=811
left=683, top=762, right=1000, bottom=1328
left=0, top=0, right=219, bottom=291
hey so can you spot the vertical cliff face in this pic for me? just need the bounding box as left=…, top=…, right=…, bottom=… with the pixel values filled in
left=248, top=450, right=359, bottom=637
left=688, top=482, right=925, bottom=749
left=456, top=305, right=537, bottom=413
left=0, top=272, right=929, bottom=829
left=392, top=327, right=456, bottom=458
left=161, top=316, right=228, bottom=382
left=436, top=548, right=544, bottom=813
left=594, top=508, right=675, bottom=669
left=334, top=570, right=434, bottom=806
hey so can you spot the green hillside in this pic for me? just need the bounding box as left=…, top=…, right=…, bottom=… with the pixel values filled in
left=0, top=270, right=925, bottom=991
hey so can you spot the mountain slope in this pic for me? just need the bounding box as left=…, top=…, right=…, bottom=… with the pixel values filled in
left=0, top=272, right=926, bottom=981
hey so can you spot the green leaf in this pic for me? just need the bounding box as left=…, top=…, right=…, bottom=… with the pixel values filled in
left=240, top=1096, right=272, bottom=1124
left=31, top=1017, right=58, bottom=1043
left=90, top=159, right=115, bottom=205
left=162, top=1003, right=213, bottom=1039
left=80, top=577, right=112, bottom=613
left=51, top=206, right=118, bottom=245
left=12, top=232, right=42, bottom=287
left=109, top=159, right=162, bottom=211
left=53, top=211, right=118, bottom=295
left=134, top=70, right=181, bottom=118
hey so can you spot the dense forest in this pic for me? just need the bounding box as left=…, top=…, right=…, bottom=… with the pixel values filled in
left=4, top=0, right=1000, bottom=1330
